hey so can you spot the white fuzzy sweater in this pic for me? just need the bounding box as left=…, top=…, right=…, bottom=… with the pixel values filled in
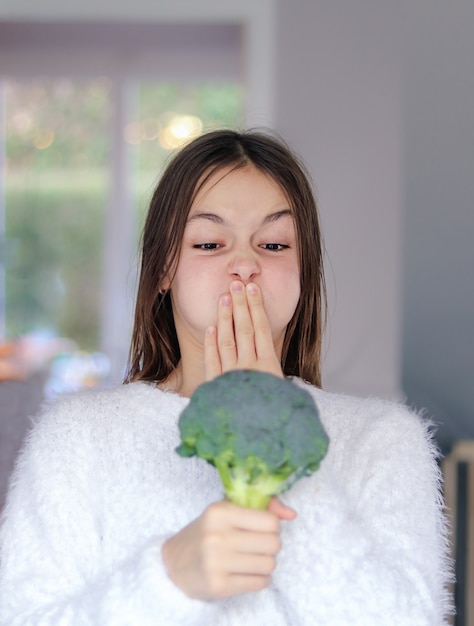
left=0, top=380, right=452, bottom=625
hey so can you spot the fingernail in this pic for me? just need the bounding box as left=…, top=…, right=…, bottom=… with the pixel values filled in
left=221, top=294, right=231, bottom=306
left=231, top=281, right=243, bottom=293
left=246, top=282, right=258, bottom=295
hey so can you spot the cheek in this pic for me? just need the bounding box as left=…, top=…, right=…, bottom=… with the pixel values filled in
left=171, top=264, right=222, bottom=327
left=264, top=266, right=301, bottom=327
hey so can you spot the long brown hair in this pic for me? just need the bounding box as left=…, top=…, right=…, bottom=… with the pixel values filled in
left=125, top=129, right=326, bottom=386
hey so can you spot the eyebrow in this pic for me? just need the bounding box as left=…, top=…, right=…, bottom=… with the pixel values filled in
left=187, top=209, right=293, bottom=225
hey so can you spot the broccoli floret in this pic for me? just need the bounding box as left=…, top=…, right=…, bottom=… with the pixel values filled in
left=176, top=369, right=329, bottom=509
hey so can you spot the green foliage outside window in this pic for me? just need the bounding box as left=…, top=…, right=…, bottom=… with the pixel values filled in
left=4, top=80, right=244, bottom=351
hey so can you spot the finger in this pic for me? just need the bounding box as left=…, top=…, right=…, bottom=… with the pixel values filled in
left=219, top=502, right=281, bottom=533
left=226, top=552, right=277, bottom=576
left=229, top=280, right=256, bottom=365
left=216, top=293, right=237, bottom=370
left=225, top=574, right=271, bottom=597
left=245, top=283, right=284, bottom=376
left=230, top=530, right=281, bottom=556
left=205, top=572, right=270, bottom=600
left=245, top=283, right=273, bottom=354
left=204, top=326, right=221, bottom=381
left=267, top=497, right=298, bottom=521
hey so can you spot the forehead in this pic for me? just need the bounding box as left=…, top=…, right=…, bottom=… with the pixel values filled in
left=190, top=164, right=290, bottom=214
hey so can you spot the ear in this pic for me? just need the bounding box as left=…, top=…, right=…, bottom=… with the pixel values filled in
left=159, top=258, right=175, bottom=293
left=159, top=275, right=171, bottom=292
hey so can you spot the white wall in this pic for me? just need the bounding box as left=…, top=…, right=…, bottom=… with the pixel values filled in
left=273, top=0, right=474, bottom=446
left=402, top=0, right=474, bottom=451
left=275, top=0, right=403, bottom=399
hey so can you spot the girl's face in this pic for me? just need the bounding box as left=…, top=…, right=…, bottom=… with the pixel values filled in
left=168, top=165, right=301, bottom=359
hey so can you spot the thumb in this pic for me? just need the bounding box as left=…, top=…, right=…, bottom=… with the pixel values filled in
left=267, top=496, right=297, bottom=521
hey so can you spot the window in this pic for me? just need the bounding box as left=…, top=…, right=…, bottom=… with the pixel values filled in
left=0, top=22, right=244, bottom=392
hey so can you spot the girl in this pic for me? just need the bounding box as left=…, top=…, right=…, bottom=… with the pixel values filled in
left=0, top=130, right=452, bottom=625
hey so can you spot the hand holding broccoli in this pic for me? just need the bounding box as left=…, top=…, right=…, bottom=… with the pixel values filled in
left=177, top=369, right=329, bottom=509
left=161, top=499, right=292, bottom=600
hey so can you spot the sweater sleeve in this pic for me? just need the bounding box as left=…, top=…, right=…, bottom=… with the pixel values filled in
left=0, top=399, right=217, bottom=626
left=271, top=400, right=454, bottom=626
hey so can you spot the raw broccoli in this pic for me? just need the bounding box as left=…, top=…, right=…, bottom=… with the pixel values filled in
left=176, top=369, right=329, bottom=509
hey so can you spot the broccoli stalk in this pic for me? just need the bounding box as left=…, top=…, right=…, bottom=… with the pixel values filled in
left=214, top=453, right=291, bottom=509
left=176, top=369, right=329, bottom=510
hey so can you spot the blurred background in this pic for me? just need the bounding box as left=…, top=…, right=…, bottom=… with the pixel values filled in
left=0, top=3, right=473, bottom=613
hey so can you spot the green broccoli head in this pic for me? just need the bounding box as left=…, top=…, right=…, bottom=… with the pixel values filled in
left=176, top=369, right=329, bottom=509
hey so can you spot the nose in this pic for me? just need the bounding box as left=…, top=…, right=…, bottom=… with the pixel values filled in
left=227, top=249, right=260, bottom=284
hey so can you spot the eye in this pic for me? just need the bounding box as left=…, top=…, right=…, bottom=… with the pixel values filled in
left=260, top=243, right=289, bottom=252
left=193, top=243, right=222, bottom=250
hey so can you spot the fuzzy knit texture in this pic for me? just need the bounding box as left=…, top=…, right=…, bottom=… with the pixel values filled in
left=0, top=379, right=453, bottom=626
